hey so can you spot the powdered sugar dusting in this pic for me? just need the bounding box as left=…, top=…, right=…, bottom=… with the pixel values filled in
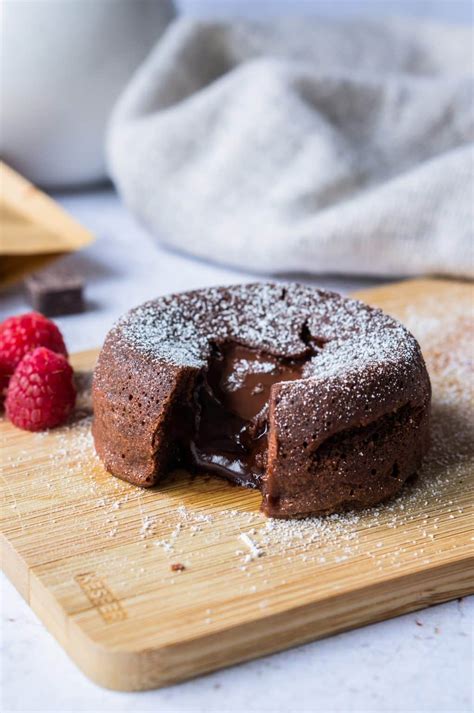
left=1, top=283, right=471, bottom=614
left=115, top=283, right=419, bottom=384
left=96, top=283, right=428, bottom=506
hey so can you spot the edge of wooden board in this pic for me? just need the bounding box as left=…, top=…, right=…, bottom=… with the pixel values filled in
left=354, top=276, right=473, bottom=304
left=3, top=533, right=472, bottom=691
left=2, top=277, right=473, bottom=691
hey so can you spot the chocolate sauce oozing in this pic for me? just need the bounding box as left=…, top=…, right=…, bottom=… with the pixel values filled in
left=190, top=344, right=311, bottom=487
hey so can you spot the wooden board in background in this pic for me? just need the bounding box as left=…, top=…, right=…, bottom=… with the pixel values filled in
left=0, top=161, right=93, bottom=288
left=1, top=278, right=473, bottom=690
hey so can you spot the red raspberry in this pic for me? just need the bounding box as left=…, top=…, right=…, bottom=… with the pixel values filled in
left=5, top=347, right=76, bottom=431
left=0, top=312, right=67, bottom=403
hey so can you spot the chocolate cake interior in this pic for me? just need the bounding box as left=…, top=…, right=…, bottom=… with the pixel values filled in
left=189, top=343, right=313, bottom=487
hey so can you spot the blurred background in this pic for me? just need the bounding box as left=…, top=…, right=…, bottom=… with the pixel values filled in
left=1, top=0, right=473, bottom=332
left=2, top=0, right=472, bottom=186
left=0, top=0, right=472, bottom=336
left=181, top=0, right=473, bottom=21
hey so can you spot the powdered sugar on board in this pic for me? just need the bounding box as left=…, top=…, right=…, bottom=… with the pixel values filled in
left=1, top=282, right=472, bottom=606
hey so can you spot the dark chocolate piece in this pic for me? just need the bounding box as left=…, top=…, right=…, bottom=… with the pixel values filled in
left=92, top=283, right=431, bottom=519
left=25, top=264, right=84, bottom=316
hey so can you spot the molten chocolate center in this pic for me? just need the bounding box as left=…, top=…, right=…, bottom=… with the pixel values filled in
left=190, top=344, right=310, bottom=487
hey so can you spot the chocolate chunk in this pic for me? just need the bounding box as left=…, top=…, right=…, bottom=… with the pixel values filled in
left=25, top=264, right=84, bottom=316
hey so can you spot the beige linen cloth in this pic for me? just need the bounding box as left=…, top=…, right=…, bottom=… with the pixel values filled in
left=107, top=17, right=473, bottom=277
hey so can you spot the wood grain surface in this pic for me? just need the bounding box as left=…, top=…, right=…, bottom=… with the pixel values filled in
left=1, top=278, right=473, bottom=690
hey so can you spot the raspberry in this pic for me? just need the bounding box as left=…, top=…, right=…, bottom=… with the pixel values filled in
left=0, top=312, right=67, bottom=403
left=5, top=347, right=76, bottom=431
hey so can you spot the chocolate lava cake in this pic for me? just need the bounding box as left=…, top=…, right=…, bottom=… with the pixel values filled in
left=92, top=283, right=431, bottom=518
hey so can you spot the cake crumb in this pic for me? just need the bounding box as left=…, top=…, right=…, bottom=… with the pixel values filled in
left=170, top=563, right=186, bottom=572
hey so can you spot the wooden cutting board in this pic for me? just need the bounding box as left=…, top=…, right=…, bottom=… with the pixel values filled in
left=1, top=278, right=473, bottom=691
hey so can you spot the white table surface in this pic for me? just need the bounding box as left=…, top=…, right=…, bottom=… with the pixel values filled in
left=1, top=188, right=472, bottom=713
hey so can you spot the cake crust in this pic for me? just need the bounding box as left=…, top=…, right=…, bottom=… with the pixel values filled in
left=92, top=283, right=431, bottom=518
